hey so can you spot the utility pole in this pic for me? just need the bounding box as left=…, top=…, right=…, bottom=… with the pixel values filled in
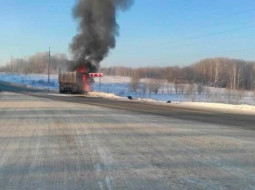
left=99, top=76, right=102, bottom=91
left=48, top=47, right=51, bottom=91
left=11, top=56, right=13, bottom=73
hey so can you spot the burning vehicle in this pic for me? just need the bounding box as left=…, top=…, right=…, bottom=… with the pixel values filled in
left=58, top=66, right=92, bottom=94
left=58, top=60, right=96, bottom=94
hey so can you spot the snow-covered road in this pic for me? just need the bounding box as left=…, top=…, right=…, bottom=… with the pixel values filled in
left=0, top=88, right=255, bottom=189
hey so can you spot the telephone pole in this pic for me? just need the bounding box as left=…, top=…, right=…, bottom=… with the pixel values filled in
left=48, top=47, right=51, bottom=90
left=11, top=56, right=13, bottom=73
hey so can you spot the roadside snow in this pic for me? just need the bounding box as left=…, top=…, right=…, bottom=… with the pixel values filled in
left=1, top=72, right=255, bottom=113
left=0, top=72, right=58, bottom=90
left=176, top=102, right=255, bottom=114
left=87, top=91, right=122, bottom=99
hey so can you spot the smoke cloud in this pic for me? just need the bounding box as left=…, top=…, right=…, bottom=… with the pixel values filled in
left=70, top=0, right=133, bottom=71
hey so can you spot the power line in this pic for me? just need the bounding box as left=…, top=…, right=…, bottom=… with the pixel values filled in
left=192, top=7, right=255, bottom=28
left=224, top=7, right=255, bottom=18
left=177, top=47, right=255, bottom=61
left=198, top=8, right=255, bottom=30
left=145, top=7, right=255, bottom=63
left=160, top=24, right=255, bottom=47
left=161, top=32, right=252, bottom=50
left=197, top=7, right=255, bottom=19
left=155, top=7, right=255, bottom=48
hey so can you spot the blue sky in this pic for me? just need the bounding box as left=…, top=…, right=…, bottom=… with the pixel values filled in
left=0, top=0, right=255, bottom=67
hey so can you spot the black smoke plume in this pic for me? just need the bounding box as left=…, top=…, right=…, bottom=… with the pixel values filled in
left=70, top=0, right=133, bottom=72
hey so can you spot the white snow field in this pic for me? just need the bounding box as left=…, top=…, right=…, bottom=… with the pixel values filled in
left=0, top=72, right=59, bottom=90
left=1, top=72, right=255, bottom=113
left=92, top=76, right=255, bottom=105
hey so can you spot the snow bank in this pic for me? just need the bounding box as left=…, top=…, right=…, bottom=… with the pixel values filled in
left=87, top=91, right=122, bottom=99
left=177, top=102, right=255, bottom=114
left=0, top=72, right=58, bottom=90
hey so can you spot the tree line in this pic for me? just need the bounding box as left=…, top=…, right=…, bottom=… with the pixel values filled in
left=0, top=52, right=69, bottom=74
left=1, top=55, right=255, bottom=90
left=100, top=58, right=255, bottom=90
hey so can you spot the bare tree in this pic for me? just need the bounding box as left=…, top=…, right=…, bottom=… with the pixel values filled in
left=178, top=84, right=185, bottom=94
left=197, top=83, right=204, bottom=95
left=205, top=87, right=211, bottom=99
left=166, top=83, right=173, bottom=94
left=185, top=84, right=196, bottom=102
left=147, top=79, right=162, bottom=95
left=130, top=75, right=140, bottom=93
left=140, top=81, right=147, bottom=94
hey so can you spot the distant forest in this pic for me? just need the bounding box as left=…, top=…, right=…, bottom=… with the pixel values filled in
left=0, top=54, right=255, bottom=90
left=101, top=58, right=255, bottom=90
left=0, top=52, right=69, bottom=74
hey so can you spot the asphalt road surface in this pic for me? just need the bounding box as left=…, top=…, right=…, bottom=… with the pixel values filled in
left=0, top=81, right=255, bottom=190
